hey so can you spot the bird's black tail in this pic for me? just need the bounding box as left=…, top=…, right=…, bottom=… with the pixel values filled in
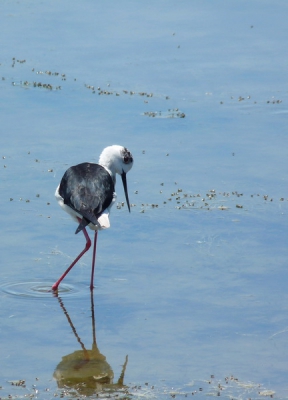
left=75, top=217, right=90, bottom=234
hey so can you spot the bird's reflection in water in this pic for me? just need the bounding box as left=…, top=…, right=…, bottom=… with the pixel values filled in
left=53, top=292, right=128, bottom=397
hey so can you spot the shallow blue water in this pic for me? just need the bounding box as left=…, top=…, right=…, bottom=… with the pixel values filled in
left=1, top=1, right=288, bottom=398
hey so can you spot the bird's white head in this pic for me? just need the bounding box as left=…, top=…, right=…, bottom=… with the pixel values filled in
left=99, top=145, right=133, bottom=211
left=99, top=145, right=133, bottom=176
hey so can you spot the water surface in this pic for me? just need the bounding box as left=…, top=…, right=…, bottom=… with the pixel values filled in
left=1, top=1, right=288, bottom=398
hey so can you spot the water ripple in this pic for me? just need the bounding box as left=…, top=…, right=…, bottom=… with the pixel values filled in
left=0, top=281, right=82, bottom=299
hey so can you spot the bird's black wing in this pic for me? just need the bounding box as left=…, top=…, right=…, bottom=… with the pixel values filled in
left=59, top=163, right=114, bottom=234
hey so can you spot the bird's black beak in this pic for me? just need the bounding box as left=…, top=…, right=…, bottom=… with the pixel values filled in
left=121, top=171, right=131, bottom=212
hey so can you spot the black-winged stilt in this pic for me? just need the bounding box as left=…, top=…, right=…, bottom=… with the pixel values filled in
left=52, top=145, right=133, bottom=291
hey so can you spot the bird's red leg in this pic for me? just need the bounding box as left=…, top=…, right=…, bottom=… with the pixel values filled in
left=52, top=222, right=91, bottom=291
left=90, top=230, right=98, bottom=291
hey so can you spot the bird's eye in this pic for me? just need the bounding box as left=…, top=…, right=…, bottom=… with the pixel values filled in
left=122, top=148, right=133, bottom=164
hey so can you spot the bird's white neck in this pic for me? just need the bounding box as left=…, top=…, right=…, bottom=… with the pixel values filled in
left=98, top=145, right=123, bottom=178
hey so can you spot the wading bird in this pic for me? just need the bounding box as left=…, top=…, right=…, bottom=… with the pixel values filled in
left=52, top=145, right=133, bottom=291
